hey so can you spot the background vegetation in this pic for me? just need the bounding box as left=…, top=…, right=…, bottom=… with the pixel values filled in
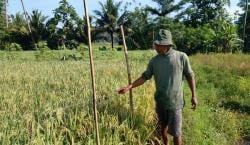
left=0, top=0, right=249, bottom=53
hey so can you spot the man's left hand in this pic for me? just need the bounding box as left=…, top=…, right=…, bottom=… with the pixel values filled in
left=191, top=96, right=198, bottom=110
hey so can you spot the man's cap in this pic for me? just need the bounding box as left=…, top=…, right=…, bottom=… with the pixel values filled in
left=154, top=29, right=174, bottom=46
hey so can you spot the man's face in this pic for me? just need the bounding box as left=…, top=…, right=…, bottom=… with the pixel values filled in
left=154, top=44, right=171, bottom=55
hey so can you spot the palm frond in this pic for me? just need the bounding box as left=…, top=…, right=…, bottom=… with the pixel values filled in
left=145, top=6, right=161, bottom=16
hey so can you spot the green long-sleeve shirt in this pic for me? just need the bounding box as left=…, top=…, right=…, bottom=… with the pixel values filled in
left=141, top=48, right=194, bottom=110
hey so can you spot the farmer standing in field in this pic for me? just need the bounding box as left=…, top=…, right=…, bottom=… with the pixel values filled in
left=117, top=29, right=197, bottom=145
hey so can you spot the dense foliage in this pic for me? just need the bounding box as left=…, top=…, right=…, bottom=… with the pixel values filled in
left=0, top=0, right=249, bottom=53
left=0, top=0, right=7, bottom=49
left=237, top=0, right=250, bottom=52
left=181, top=0, right=230, bottom=27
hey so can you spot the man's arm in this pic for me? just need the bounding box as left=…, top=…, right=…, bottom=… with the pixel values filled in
left=187, top=77, right=198, bottom=110
left=182, top=53, right=197, bottom=110
left=117, top=76, right=146, bottom=94
left=118, top=58, right=153, bottom=94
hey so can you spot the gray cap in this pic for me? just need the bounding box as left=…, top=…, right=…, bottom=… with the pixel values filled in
left=154, top=29, right=174, bottom=46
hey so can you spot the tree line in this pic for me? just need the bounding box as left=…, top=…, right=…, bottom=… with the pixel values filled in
left=0, top=0, right=249, bottom=54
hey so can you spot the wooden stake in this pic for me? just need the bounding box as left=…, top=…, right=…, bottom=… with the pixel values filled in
left=120, top=25, right=134, bottom=113
left=20, top=0, right=37, bottom=49
left=83, top=0, right=100, bottom=145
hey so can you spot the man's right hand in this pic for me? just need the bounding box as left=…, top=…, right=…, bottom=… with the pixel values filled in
left=117, top=77, right=146, bottom=94
left=117, top=86, right=131, bottom=94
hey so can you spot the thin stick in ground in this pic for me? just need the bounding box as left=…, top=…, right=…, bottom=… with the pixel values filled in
left=83, top=0, right=101, bottom=145
left=120, top=25, right=134, bottom=113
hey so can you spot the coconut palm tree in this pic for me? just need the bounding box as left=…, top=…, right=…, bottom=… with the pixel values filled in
left=9, top=12, right=28, bottom=34
left=8, top=12, right=31, bottom=50
left=29, top=10, right=48, bottom=42
left=93, top=0, right=125, bottom=49
left=145, top=0, right=186, bottom=17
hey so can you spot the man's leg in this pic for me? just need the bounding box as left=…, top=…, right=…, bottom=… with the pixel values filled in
left=173, top=136, right=182, bottom=145
left=160, top=123, right=169, bottom=145
left=156, top=107, right=170, bottom=145
left=170, top=109, right=183, bottom=145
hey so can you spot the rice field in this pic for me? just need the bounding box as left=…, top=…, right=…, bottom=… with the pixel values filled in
left=0, top=50, right=249, bottom=145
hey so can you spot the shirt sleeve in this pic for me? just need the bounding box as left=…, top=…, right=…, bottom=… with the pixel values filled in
left=141, top=59, right=153, bottom=80
left=182, top=53, right=194, bottom=80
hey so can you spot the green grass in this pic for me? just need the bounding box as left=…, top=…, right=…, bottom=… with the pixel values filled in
left=0, top=50, right=249, bottom=145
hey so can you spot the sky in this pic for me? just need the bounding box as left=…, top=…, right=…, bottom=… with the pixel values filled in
left=7, top=0, right=242, bottom=21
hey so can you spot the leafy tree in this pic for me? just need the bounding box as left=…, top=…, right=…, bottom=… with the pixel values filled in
left=181, top=0, right=231, bottom=27
left=46, top=0, right=83, bottom=49
left=125, top=7, right=154, bottom=50
left=94, top=0, right=127, bottom=49
left=0, top=1, right=4, bottom=27
left=0, top=0, right=8, bottom=49
left=0, top=0, right=4, bottom=22
left=0, top=0, right=8, bottom=28
left=173, top=23, right=215, bottom=54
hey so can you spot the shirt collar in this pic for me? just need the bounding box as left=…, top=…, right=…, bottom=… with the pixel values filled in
left=161, top=48, right=174, bottom=56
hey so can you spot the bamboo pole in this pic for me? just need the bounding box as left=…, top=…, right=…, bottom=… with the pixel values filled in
left=83, top=0, right=100, bottom=145
left=20, top=0, right=37, bottom=49
left=120, top=25, right=134, bottom=113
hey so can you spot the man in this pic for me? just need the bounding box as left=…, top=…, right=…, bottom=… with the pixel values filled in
left=117, top=29, right=197, bottom=145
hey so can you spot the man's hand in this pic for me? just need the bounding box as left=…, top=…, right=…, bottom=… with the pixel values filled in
left=117, top=86, right=131, bottom=94
left=187, top=77, right=197, bottom=110
left=117, top=77, right=146, bottom=95
left=191, top=96, right=198, bottom=110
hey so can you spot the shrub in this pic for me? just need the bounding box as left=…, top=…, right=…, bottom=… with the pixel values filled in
left=35, top=41, right=51, bottom=60
left=66, top=40, right=79, bottom=50
left=37, top=41, right=50, bottom=51
left=8, top=43, right=23, bottom=51
left=99, top=46, right=108, bottom=51
left=116, top=47, right=122, bottom=51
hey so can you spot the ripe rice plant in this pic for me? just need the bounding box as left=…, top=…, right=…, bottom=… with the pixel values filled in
left=0, top=50, right=249, bottom=145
